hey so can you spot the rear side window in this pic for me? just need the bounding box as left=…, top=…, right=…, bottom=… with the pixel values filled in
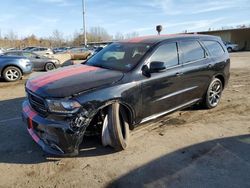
left=203, top=40, right=225, bottom=57
left=179, top=40, right=205, bottom=63
left=149, top=43, right=179, bottom=68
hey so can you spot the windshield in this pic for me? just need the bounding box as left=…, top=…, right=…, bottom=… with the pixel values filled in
left=86, top=42, right=151, bottom=72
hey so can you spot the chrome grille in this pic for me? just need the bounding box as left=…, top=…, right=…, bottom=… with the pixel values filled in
left=27, top=91, right=48, bottom=117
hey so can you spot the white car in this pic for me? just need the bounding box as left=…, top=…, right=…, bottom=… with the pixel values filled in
left=0, top=48, right=6, bottom=54
left=30, top=47, right=54, bottom=56
left=223, top=41, right=239, bottom=52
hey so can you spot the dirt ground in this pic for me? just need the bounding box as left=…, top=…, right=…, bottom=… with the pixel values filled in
left=0, top=52, right=249, bottom=188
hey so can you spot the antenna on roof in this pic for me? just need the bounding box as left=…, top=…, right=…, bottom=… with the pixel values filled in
left=156, top=25, right=163, bottom=35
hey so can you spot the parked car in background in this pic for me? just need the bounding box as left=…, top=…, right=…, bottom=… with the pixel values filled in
left=29, top=47, right=54, bottom=56
left=53, top=47, right=71, bottom=54
left=223, top=41, right=239, bottom=52
left=63, top=47, right=92, bottom=60
left=6, top=48, right=19, bottom=51
left=23, top=46, right=37, bottom=51
left=4, top=51, right=60, bottom=71
left=0, top=48, right=5, bottom=54
left=22, top=34, right=230, bottom=156
left=0, top=55, right=32, bottom=82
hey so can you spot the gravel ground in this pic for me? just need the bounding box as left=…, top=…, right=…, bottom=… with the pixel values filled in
left=0, top=52, right=249, bottom=188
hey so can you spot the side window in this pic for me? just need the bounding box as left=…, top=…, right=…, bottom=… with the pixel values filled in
left=179, top=40, right=206, bottom=63
left=149, top=43, right=179, bottom=68
left=203, top=40, right=225, bottom=57
left=4, top=53, right=12, bottom=56
left=23, top=52, right=36, bottom=58
left=6, top=52, right=18, bottom=56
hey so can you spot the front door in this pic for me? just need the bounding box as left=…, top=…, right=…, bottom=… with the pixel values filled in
left=23, top=52, right=44, bottom=70
left=141, top=42, right=185, bottom=120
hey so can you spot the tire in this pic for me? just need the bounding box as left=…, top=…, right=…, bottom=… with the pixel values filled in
left=45, top=62, right=56, bottom=71
left=227, top=47, right=232, bottom=53
left=203, top=78, right=223, bottom=109
left=101, top=103, right=130, bottom=151
left=3, top=66, right=22, bottom=82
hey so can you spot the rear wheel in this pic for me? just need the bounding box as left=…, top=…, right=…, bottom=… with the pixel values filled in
left=3, top=66, right=22, bottom=82
left=101, top=103, right=130, bottom=151
left=45, top=62, right=56, bottom=71
left=203, top=78, right=223, bottom=109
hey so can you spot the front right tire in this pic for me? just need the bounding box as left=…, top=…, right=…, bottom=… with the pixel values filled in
left=101, top=103, right=130, bottom=151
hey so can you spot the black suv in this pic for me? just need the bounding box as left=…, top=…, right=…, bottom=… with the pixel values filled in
left=22, top=34, right=230, bottom=156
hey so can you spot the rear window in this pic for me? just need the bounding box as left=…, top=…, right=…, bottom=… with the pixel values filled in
left=179, top=40, right=206, bottom=63
left=203, top=40, right=225, bottom=57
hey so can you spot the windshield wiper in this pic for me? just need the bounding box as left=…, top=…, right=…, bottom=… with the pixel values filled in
left=93, top=64, right=114, bottom=70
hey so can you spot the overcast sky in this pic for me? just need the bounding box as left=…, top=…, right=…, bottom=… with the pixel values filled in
left=0, top=0, right=250, bottom=38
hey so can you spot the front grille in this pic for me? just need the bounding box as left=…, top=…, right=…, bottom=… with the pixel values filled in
left=28, top=91, right=48, bottom=117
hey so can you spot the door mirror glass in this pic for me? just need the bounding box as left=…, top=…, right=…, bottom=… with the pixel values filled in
left=149, top=61, right=166, bottom=72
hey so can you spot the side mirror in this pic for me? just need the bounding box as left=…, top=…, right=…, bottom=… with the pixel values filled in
left=142, top=65, right=151, bottom=77
left=149, top=61, right=166, bottom=73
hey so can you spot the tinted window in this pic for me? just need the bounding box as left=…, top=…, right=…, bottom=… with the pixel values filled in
left=179, top=40, right=205, bottom=63
left=203, top=40, right=225, bottom=57
left=23, top=52, right=37, bottom=58
left=149, top=43, right=179, bottom=68
left=5, top=52, right=20, bottom=56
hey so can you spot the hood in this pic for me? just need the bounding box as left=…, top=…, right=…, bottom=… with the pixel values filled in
left=26, top=64, right=124, bottom=98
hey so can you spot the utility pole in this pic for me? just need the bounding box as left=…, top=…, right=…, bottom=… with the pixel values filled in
left=82, top=0, right=87, bottom=46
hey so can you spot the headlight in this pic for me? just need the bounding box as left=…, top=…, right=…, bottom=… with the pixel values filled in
left=46, top=99, right=81, bottom=114
left=20, top=59, right=30, bottom=65
left=52, top=59, right=60, bottom=64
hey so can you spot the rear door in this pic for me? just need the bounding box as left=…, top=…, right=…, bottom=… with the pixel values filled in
left=141, top=42, right=185, bottom=119
left=177, top=39, right=212, bottom=104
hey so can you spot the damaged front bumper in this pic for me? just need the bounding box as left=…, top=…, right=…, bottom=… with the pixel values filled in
left=22, top=100, right=86, bottom=156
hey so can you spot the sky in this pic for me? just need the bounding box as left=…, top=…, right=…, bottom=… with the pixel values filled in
left=0, top=0, right=250, bottom=39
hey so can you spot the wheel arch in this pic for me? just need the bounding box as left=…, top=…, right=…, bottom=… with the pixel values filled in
left=89, top=99, right=135, bottom=130
left=214, top=74, right=225, bottom=89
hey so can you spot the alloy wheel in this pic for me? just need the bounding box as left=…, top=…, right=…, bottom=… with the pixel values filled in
left=6, top=69, right=20, bottom=81
left=208, top=80, right=222, bottom=107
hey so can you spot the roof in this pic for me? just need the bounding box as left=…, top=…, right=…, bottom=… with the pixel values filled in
left=197, top=27, right=250, bottom=34
left=121, top=34, right=219, bottom=44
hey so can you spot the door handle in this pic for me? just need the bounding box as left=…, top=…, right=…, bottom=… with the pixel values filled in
left=176, top=72, right=183, bottom=77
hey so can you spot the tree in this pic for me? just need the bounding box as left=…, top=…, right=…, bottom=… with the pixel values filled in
left=114, top=32, right=124, bottom=40
left=125, top=32, right=139, bottom=39
left=51, top=29, right=64, bottom=47
left=88, top=26, right=112, bottom=42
